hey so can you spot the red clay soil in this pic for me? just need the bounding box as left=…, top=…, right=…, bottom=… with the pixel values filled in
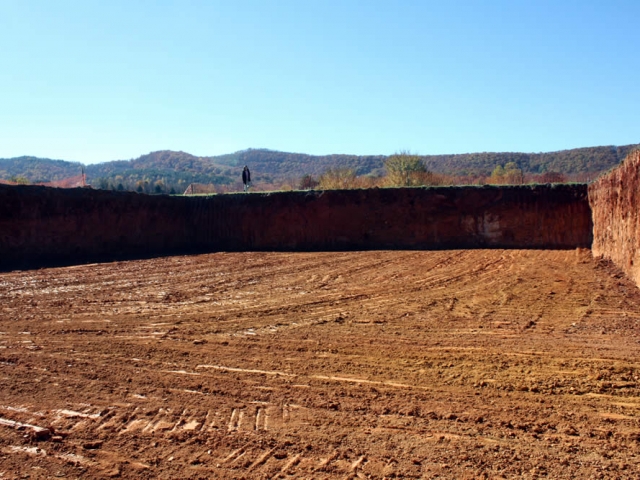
left=590, top=149, right=640, bottom=289
left=1, top=250, right=640, bottom=479
left=0, top=184, right=592, bottom=271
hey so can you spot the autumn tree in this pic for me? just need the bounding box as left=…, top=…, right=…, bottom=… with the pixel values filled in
left=9, top=176, right=29, bottom=185
left=489, top=165, right=505, bottom=183
left=539, top=171, right=566, bottom=183
left=318, top=168, right=357, bottom=190
left=489, top=162, right=523, bottom=184
left=298, top=174, right=319, bottom=190
left=384, top=151, right=431, bottom=187
left=504, top=162, right=523, bottom=184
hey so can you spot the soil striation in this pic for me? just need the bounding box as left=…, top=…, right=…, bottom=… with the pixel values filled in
left=590, top=150, right=640, bottom=288
left=0, top=184, right=592, bottom=270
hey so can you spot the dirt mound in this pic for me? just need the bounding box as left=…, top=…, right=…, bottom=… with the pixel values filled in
left=1, top=250, right=640, bottom=478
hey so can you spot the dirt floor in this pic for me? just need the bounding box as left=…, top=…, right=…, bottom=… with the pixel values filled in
left=1, top=250, right=640, bottom=479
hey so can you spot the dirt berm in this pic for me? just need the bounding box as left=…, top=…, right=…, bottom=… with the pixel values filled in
left=590, top=149, right=640, bottom=288
left=0, top=184, right=592, bottom=270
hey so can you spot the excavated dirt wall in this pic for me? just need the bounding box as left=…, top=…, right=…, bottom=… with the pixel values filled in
left=0, top=184, right=592, bottom=270
left=590, top=150, right=640, bottom=287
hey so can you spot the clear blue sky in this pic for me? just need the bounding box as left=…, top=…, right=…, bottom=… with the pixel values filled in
left=2, top=0, right=639, bottom=164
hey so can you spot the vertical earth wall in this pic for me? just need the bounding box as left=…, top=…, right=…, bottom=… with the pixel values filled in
left=589, top=150, right=640, bottom=287
left=0, top=184, right=592, bottom=270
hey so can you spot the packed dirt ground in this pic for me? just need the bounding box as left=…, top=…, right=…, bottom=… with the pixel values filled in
left=1, top=250, right=640, bottom=479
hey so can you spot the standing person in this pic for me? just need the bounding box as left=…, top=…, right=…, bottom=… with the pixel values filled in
left=242, top=165, right=251, bottom=192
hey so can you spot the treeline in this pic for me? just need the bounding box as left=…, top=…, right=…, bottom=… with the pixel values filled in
left=213, top=145, right=637, bottom=179
left=91, top=169, right=235, bottom=194
left=229, top=149, right=387, bottom=177
left=87, top=151, right=237, bottom=193
left=1, top=144, right=637, bottom=193
left=290, top=154, right=596, bottom=192
left=420, top=145, right=638, bottom=177
left=0, top=156, right=84, bottom=183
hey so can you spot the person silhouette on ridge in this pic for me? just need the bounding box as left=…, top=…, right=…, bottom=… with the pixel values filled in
left=242, top=165, right=251, bottom=192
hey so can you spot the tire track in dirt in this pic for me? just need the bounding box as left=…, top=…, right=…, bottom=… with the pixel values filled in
left=3, top=250, right=640, bottom=478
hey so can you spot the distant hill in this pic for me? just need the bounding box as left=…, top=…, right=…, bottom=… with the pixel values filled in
left=85, top=151, right=236, bottom=193
left=0, top=144, right=637, bottom=193
left=0, top=156, right=84, bottom=183
left=216, top=144, right=639, bottom=179
left=418, top=145, right=638, bottom=177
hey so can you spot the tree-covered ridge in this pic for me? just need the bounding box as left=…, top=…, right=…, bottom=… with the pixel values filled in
left=85, top=151, right=237, bottom=193
left=0, top=156, right=83, bottom=183
left=0, top=143, right=637, bottom=192
left=421, top=145, right=638, bottom=177
left=229, top=148, right=388, bottom=177
left=213, top=145, right=638, bottom=180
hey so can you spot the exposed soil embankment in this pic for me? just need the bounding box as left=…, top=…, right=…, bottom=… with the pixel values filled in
left=590, top=150, right=640, bottom=287
left=0, top=184, right=592, bottom=270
